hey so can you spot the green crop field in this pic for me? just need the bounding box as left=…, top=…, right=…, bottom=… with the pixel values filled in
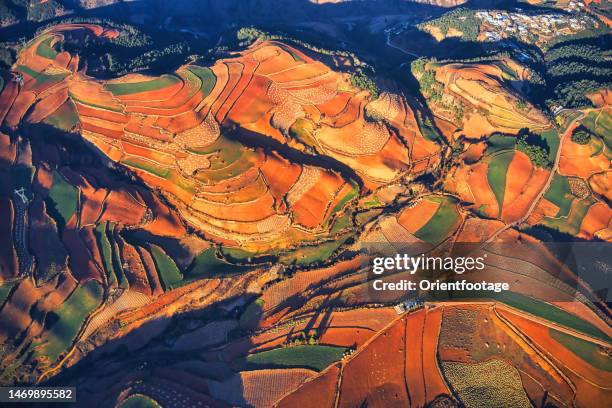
left=538, top=129, right=560, bottom=161
left=150, top=244, right=183, bottom=290
left=487, top=150, right=515, bottom=218
left=496, top=61, right=518, bottom=80
left=109, top=224, right=128, bottom=289
left=436, top=290, right=610, bottom=342
left=282, top=234, right=351, bottom=266
left=68, top=92, right=124, bottom=113
left=196, top=152, right=254, bottom=183
left=37, top=280, right=103, bottom=363
left=543, top=197, right=594, bottom=236
left=185, top=248, right=250, bottom=279
left=16, top=65, right=68, bottom=88
left=121, top=157, right=172, bottom=179
left=44, top=100, right=80, bottom=131
left=330, top=212, right=353, bottom=234
left=94, top=222, right=116, bottom=287
left=105, top=74, right=180, bottom=95
left=37, top=36, right=58, bottom=59
left=328, top=181, right=359, bottom=221
left=190, top=136, right=248, bottom=169
left=487, top=134, right=516, bottom=154
left=550, top=328, right=612, bottom=371
left=543, top=174, right=573, bottom=218
left=497, top=292, right=610, bottom=342
left=46, top=170, right=78, bottom=229
left=240, top=345, right=347, bottom=371
left=289, top=118, right=318, bottom=147
left=414, top=196, right=461, bottom=245
left=582, top=111, right=611, bottom=143
left=187, top=66, right=216, bottom=98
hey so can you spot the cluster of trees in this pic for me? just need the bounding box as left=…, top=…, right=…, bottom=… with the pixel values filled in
left=0, top=0, right=68, bottom=24
left=0, top=0, right=18, bottom=27
left=411, top=58, right=443, bottom=103
left=0, top=45, right=16, bottom=68
left=54, top=18, right=193, bottom=77
left=571, top=126, right=592, bottom=145
left=351, top=71, right=380, bottom=99
left=412, top=58, right=468, bottom=122
left=236, top=27, right=270, bottom=46
left=544, top=42, right=611, bottom=108
left=235, top=26, right=366, bottom=66
left=516, top=130, right=551, bottom=168
left=284, top=330, right=319, bottom=347
left=26, top=0, right=66, bottom=22
left=515, top=99, right=529, bottom=112
left=419, top=8, right=480, bottom=41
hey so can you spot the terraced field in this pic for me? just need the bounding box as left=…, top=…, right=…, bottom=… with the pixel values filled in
left=0, top=20, right=609, bottom=408
left=414, top=58, right=551, bottom=139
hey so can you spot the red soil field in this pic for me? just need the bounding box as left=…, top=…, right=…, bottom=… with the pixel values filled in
left=275, top=363, right=341, bottom=408
left=577, top=201, right=611, bottom=240
left=291, top=171, right=344, bottom=229
left=29, top=199, right=66, bottom=275
left=227, top=76, right=275, bottom=125
left=498, top=307, right=612, bottom=406
left=101, top=190, right=147, bottom=226
left=405, top=310, right=426, bottom=407
left=79, top=226, right=105, bottom=274
left=398, top=198, right=440, bottom=233
left=261, top=153, right=302, bottom=205
left=75, top=103, right=128, bottom=124
left=421, top=307, right=451, bottom=401
left=559, top=137, right=610, bottom=179
left=118, top=239, right=151, bottom=295
left=5, top=91, right=37, bottom=128
left=140, top=193, right=186, bottom=237
left=63, top=217, right=102, bottom=282
left=216, top=58, right=259, bottom=124
left=337, top=316, right=409, bottom=407
left=27, top=87, right=69, bottom=124
left=136, top=246, right=164, bottom=296
left=317, top=92, right=352, bottom=118
left=449, top=162, right=499, bottom=219
left=437, top=305, right=576, bottom=404
left=80, top=188, right=107, bottom=227
left=501, top=151, right=549, bottom=222
left=457, top=217, right=505, bottom=242
left=589, top=171, right=611, bottom=202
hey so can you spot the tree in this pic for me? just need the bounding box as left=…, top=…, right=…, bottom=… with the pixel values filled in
left=571, top=127, right=591, bottom=145
left=516, top=130, right=551, bottom=168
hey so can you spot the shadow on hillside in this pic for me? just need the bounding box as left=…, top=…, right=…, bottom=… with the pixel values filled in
left=40, top=292, right=254, bottom=407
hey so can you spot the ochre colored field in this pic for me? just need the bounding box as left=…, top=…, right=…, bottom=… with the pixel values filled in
left=432, top=60, right=551, bottom=138
left=501, top=151, right=549, bottom=222
left=0, top=23, right=447, bottom=254
left=276, top=363, right=341, bottom=407
left=337, top=316, right=409, bottom=407
left=498, top=307, right=612, bottom=407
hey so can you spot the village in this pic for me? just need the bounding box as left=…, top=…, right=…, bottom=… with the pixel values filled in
left=476, top=8, right=598, bottom=43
